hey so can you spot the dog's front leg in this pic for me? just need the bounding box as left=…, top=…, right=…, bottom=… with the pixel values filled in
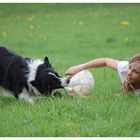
left=18, top=88, right=34, bottom=104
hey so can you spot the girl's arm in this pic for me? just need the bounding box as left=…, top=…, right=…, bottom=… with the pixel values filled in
left=65, top=58, right=120, bottom=77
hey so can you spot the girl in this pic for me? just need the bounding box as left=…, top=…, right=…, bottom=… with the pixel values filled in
left=65, top=54, right=140, bottom=93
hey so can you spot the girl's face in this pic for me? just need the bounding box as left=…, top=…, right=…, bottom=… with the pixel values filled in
left=125, top=61, right=140, bottom=84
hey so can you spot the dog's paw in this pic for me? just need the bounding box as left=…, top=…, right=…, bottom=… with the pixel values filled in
left=18, top=92, right=34, bottom=104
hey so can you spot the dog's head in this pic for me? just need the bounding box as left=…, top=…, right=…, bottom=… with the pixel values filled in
left=30, top=56, right=69, bottom=95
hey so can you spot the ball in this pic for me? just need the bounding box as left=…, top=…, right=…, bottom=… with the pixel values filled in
left=65, top=70, right=95, bottom=96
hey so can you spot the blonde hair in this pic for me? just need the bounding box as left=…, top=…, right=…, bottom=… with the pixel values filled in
left=123, top=54, right=140, bottom=93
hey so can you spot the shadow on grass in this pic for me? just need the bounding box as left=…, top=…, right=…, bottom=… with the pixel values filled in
left=0, top=95, right=17, bottom=108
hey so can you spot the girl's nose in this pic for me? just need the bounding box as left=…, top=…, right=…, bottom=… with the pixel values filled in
left=127, top=70, right=132, bottom=76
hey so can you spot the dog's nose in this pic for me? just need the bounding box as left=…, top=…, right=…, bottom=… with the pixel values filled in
left=66, top=78, right=70, bottom=84
left=60, top=77, right=70, bottom=87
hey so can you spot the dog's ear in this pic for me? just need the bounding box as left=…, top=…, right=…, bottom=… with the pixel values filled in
left=44, top=56, right=49, bottom=63
left=44, top=56, right=52, bottom=67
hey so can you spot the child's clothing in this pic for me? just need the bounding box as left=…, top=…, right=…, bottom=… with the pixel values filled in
left=117, top=61, right=140, bottom=92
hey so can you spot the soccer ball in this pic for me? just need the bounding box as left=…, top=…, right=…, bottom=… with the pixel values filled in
left=65, top=70, right=95, bottom=96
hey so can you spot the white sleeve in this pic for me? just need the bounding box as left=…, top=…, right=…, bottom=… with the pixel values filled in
left=117, top=61, right=129, bottom=84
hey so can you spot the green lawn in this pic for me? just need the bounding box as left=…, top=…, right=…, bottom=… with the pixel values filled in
left=0, top=3, right=140, bottom=136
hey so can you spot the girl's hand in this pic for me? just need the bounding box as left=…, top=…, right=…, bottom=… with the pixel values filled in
left=65, top=65, right=84, bottom=78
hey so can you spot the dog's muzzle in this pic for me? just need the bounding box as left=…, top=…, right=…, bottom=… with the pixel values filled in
left=60, top=77, right=70, bottom=87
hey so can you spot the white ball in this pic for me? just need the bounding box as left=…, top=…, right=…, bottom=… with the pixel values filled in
left=65, top=70, right=95, bottom=96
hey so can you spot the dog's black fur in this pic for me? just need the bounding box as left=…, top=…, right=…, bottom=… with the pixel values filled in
left=0, top=46, right=69, bottom=103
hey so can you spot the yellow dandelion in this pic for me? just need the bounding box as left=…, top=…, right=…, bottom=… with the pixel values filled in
left=27, top=16, right=34, bottom=22
left=30, top=25, right=34, bottom=29
left=124, top=37, right=129, bottom=44
left=79, top=21, right=84, bottom=26
left=2, top=31, right=7, bottom=37
left=121, top=20, right=130, bottom=26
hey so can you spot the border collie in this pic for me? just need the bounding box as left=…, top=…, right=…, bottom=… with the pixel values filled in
left=0, top=46, right=69, bottom=103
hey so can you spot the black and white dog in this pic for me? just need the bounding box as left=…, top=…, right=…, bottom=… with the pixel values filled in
left=0, top=46, right=69, bottom=103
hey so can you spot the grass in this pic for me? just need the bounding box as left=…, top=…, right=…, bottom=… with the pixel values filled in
left=0, top=3, right=140, bottom=136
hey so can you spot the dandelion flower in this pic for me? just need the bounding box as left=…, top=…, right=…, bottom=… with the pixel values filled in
left=27, top=16, right=34, bottom=22
left=124, top=37, right=129, bottom=44
left=79, top=21, right=84, bottom=26
left=2, top=31, right=7, bottom=37
left=30, top=25, right=34, bottom=29
left=121, top=21, right=130, bottom=26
